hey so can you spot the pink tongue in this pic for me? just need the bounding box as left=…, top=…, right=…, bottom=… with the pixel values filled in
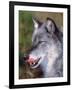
left=27, top=56, right=36, bottom=65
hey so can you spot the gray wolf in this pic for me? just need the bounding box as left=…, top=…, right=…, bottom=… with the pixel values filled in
left=24, top=17, right=63, bottom=78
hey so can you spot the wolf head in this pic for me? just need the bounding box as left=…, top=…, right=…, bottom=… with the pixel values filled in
left=24, top=17, right=63, bottom=70
left=32, top=17, right=56, bottom=46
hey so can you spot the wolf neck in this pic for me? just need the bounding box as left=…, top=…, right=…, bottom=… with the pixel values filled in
left=40, top=55, right=48, bottom=75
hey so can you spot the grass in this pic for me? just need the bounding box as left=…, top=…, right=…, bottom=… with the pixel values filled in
left=19, top=11, right=34, bottom=55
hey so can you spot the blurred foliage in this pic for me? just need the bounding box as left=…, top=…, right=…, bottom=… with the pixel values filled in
left=19, top=11, right=34, bottom=55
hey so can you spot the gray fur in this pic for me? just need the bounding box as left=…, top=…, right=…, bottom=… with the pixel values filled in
left=28, top=17, right=63, bottom=78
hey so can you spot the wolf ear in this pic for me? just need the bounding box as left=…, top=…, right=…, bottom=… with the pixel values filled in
left=32, top=17, right=42, bottom=29
left=46, top=18, right=55, bottom=34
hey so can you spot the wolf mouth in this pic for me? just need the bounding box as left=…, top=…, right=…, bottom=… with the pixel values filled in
left=27, top=57, right=41, bottom=68
left=30, top=57, right=41, bottom=67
